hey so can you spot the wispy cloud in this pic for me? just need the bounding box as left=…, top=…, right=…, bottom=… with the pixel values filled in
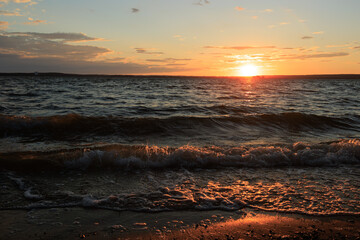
left=301, top=31, right=324, bottom=40
left=0, top=21, right=9, bottom=30
left=5, top=32, right=105, bottom=42
left=173, top=34, right=185, bottom=41
left=228, top=51, right=349, bottom=63
left=350, top=46, right=360, bottom=50
left=302, top=36, right=314, bottom=40
left=24, top=19, right=47, bottom=25
left=194, top=0, right=210, bottom=6
left=0, top=10, right=22, bottom=16
left=326, top=44, right=350, bottom=48
left=102, top=57, right=126, bottom=63
left=146, top=58, right=191, bottom=63
left=0, top=0, right=37, bottom=4
left=235, top=6, right=244, bottom=11
left=284, top=52, right=349, bottom=60
left=13, top=0, right=32, bottom=3
left=204, top=45, right=276, bottom=50
left=165, top=63, right=187, bottom=66
left=134, top=48, right=164, bottom=55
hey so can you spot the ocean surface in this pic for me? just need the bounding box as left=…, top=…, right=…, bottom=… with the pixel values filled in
left=0, top=75, right=359, bottom=216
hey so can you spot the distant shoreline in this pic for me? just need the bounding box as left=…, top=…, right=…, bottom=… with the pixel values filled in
left=0, top=72, right=360, bottom=79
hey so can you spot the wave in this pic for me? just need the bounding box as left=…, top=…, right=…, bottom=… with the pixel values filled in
left=0, top=112, right=358, bottom=139
left=1, top=139, right=359, bottom=171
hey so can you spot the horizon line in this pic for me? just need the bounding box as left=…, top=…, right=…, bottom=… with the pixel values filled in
left=1, top=72, right=360, bottom=79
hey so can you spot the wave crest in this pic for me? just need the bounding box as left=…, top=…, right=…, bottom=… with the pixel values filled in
left=1, top=139, right=359, bottom=171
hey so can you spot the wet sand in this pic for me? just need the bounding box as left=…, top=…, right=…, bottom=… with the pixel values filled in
left=1, top=208, right=360, bottom=239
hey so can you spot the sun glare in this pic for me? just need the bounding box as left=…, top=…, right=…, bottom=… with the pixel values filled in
left=239, top=64, right=259, bottom=77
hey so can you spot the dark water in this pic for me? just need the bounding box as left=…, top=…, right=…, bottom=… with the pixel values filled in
left=0, top=75, right=359, bottom=215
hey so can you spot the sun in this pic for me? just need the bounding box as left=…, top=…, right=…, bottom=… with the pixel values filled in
left=238, top=64, right=259, bottom=77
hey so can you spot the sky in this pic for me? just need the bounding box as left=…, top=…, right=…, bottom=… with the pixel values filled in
left=0, top=0, right=360, bottom=76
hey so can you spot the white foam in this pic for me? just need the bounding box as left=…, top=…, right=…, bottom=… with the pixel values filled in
left=63, top=139, right=360, bottom=170
left=81, top=195, right=103, bottom=207
left=24, top=188, right=43, bottom=200
left=8, top=174, right=26, bottom=190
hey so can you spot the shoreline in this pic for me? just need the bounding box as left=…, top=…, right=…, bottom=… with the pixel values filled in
left=1, top=207, right=360, bottom=239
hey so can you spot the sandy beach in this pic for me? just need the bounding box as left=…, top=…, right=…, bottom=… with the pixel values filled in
left=1, top=207, right=360, bottom=239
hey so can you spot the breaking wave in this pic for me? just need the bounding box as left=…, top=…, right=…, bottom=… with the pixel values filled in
left=1, top=139, right=359, bottom=171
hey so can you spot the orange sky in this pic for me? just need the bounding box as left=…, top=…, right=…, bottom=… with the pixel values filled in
left=0, top=0, right=360, bottom=76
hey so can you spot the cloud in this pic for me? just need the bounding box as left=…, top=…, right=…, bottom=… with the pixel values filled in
left=284, top=52, right=349, bottom=60
left=302, top=36, right=314, bottom=40
left=235, top=6, right=244, bottom=11
left=263, top=9, right=273, bottom=13
left=326, top=44, right=350, bottom=48
left=252, top=16, right=258, bottom=20
left=300, top=32, right=325, bottom=40
left=103, top=57, right=126, bottom=63
left=275, top=52, right=348, bottom=61
left=0, top=32, right=110, bottom=60
left=0, top=21, right=9, bottom=30
left=227, top=51, right=349, bottom=64
left=194, top=0, right=210, bottom=6
left=173, top=34, right=185, bottom=41
left=13, top=0, right=32, bottom=2
left=165, top=63, right=187, bottom=66
left=350, top=46, right=360, bottom=50
left=0, top=0, right=36, bottom=4
left=0, top=10, right=22, bottom=16
left=134, top=48, right=164, bottom=55
left=146, top=58, right=191, bottom=63
left=131, top=8, right=139, bottom=13
left=23, top=19, right=47, bottom=25
left=0, top=53, right=180, bottom=74
left=5, top=32, right=104, bottom=42
left=0, top=31, right=185, bottom=74
left=280, top=22, right=289, bottom=25
left=204, top=45, right=276, bottom=50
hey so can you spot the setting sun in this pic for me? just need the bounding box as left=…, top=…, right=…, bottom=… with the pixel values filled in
left=239, top=64, right=259, bottom=77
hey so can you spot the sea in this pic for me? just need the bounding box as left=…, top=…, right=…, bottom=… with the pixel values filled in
left=0, top=75, right=359, bottom=216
